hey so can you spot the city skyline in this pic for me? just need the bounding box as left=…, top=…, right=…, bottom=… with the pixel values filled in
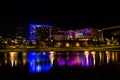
left=0, top=8, right=120, bottom=37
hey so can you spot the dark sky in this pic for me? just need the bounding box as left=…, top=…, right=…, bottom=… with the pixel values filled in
left=0, top=7, right=120, bottom=37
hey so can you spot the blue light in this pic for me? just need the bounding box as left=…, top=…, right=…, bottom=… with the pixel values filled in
left=37, top=52, right=50, bottom=61
left=29, top=24, right=53, bottom=41
left=36, top=65, right=53, bottom=72
left=80, top=33, right=83, bottom=36
left=27, top=51, right=53, bottom=73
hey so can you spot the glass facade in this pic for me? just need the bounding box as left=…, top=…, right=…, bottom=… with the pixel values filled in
left=29, top=24, right=53, bottom=41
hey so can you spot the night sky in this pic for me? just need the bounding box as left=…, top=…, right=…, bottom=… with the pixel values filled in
left=0, top=7, right=120, bottom=38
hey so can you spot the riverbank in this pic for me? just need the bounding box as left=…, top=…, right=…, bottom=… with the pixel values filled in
left=0, top=46, right=120, bottom=52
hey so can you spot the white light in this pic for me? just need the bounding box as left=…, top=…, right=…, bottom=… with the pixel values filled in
left=50, top=51, right=54, bottom=54
left=106, top=51, right=109, bottom=54
left=91, top=51, right=96, bottom=55
left=43, top=52, right=46, bottom=55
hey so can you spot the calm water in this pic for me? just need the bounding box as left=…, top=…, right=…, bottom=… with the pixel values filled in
left=0, top=51, right=120, bottom=79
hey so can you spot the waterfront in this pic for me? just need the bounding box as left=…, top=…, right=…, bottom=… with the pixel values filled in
left=1, top=7, right=120, bottom=80
left=0, top=51, right=120, bottom=79
left=0, top=46, right=120, bottom=52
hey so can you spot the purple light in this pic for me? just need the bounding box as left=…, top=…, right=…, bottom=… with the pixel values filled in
left=84, top=28, right=91, bottom=34
left=58, top=58, right=66, bottom=66
left=57, top=51, right=93, bottom=67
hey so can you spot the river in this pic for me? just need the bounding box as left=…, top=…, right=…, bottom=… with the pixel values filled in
left=0, top=51, right=120, bottom=80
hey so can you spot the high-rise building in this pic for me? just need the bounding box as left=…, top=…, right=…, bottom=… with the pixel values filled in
left=29, top=24, right=53, bottom=41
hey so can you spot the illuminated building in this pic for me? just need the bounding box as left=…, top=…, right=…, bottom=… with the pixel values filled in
left=53, top=31, right=65, bottom=41
left=49, top=27, right=103, bottom=44
left=102, top=26, right=120, bottom=44
left=74, top=28, right=101, bottom=41
left=61, top=27, right=102, bottom=41
left=29, top=24, right=53, bottom=41
left=29, top=24, right=103, bottom=42
left=65, top=30, right=75, bottom=40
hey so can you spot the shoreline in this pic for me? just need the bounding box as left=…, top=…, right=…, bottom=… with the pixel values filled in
left=0, top=46, right=120, bottom=52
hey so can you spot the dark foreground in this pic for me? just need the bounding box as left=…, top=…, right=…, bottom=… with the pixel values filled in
left=0, top=64, right=120, bottom=80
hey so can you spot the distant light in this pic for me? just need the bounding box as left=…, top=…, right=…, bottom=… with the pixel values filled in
left=66, top=42, right=70, bottom=47
left=75, top=42, right=80, bottom=47
left=98, top=29, right=102, bottom=32
left=91, top=51, right=96, bottom=66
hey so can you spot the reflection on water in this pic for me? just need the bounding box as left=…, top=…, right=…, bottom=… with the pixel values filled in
left=57, top=51, right=93, bottom=67
left=58, top=52, right=82, bottom=66
left=56, top=51, right=120, bottom=67
left=0, top=51, right=120, bottom=73
left=22, top=52, right=27, bottom=65
left=27, top=51, right=54, bottom=73
left=9, top=52, right=18, bottom=67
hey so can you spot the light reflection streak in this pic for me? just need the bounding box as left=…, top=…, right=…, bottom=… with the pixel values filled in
left=9, top=52, right=18, bottom=67
left=91, top=51, right=96, bottom=66
left=106, top=51, right=110, bottom=63
left=4, top=53, right=8, bottom=65
left=11, top=60, right=14, bottom=67
left=112, top=51, right=115, bottom=62
left=49, top=51, right=55, bottom=65
left=84, top=51, right=89, bottom=66
left=99, top=51, right=102, bottom=65
left=22, top=52, right=27, bottom=65
left=115, top=51, right=118, bottom=62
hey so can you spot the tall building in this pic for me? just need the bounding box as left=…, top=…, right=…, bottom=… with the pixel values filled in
left=29, top=24, right=53, bottom=41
